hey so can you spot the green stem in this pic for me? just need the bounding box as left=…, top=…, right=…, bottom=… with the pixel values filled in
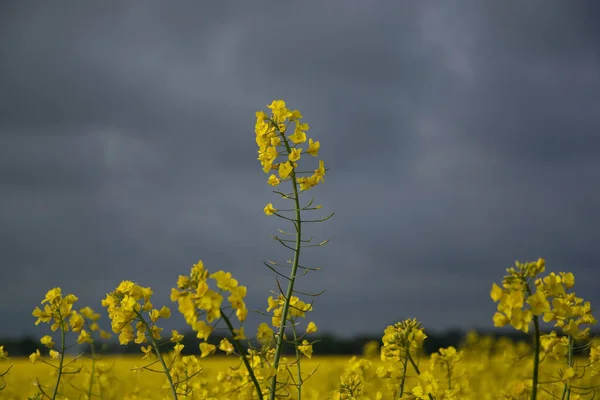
left=292, top=323, right=302, bottom=400
left=221, top=311, right=264, bottom=400
left=398, top=351, right=408, bottom=398
left=407, top=352, right=435, bottom=400
left=51, top=313, right=67, bottom=400
left=269, top=141, right=303, bottom=400
left=562, top=334, right=573, bottom=400
left=531, top=315, right=541, bottom=400
left=134, top=310, right=178, bottom=400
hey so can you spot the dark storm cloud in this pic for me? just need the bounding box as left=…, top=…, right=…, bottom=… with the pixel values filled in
left=1, top=1, right=599, bottom=339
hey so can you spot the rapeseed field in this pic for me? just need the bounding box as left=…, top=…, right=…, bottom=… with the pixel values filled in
left=1, top=101, right=598, bottom=399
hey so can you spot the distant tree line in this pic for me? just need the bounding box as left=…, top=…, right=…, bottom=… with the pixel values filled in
left=2, top=329, right=598, bottom=357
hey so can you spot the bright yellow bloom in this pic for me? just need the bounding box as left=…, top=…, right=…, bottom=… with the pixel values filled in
left=40, top=335, right=55, bottom=348
left=267, top=174, right=281, bottom=186
left=32, top=306, right=52, bottom=325
left=493, top=312, right=509, bottom=327
left=170, top=329, right=184, bottom=343
left=312, top=160, right=325, bottom=184
left=194, top=321, right=213, bottom=341
left=297, top=176, right=317, bottom=191
left=297, top=340, right=313, bottom=358
left=42, top=288, right=62, bottom=305
left=116, top=281, right=137, bottom=296
left=149, top=309, right=161, bottom=323
left=561, top=272, right=575, bottom=289
left=527, top=291, right=550, bottom=316
left=289, top=109, right=303, bottom=121
left=199, top=342, right=216, bottom=358
left=264, top=203, right=278, bottom=216
left=69, top=312, right=85, bottom=332
left=288, top=148, right=302, bottom=162
left=49, top=349, right=60, bottom=360
left=158, top=306, right=171, bottom=319
left=306, top=138, right=320, bottom=156
left=236, top=306, right=248, bottom=322
left=141, top=345, right=153, bottom=360
left=77, top=330, right=93, bottom=344
left=218, top=338, right=234, bottom=355
left=177, top=296, right=197, bottom=325
left=257, top=323, right=274, bottom=344
left=233, top=327, right=245, bottom=340
left=306, top=321, right=317, bottom=334
left=134, top=330, right=146, bottom=345
left=118, top=326, right=134, bottom=345
left=29, top=349, right=41, bottom=364
left=210, top=271, right=239, bottom=291
left=278, top=161, right=293, bottom=179
left=267, top=100, right=292, bottom=123
left=490, top=283, right=504, bottom=302
left=289, top=127, right=307, bottom=145
left=150, top=325, right=162, bottom=340
left=173, top=343, right=184, bottom=357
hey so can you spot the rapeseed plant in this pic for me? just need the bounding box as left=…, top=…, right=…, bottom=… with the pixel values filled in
left=15, top=101, right=600, bottom=399
left=491, top=259, right=598, bottom=400
left=101, top=281, right=180, bottom=398
left=378, top=318, right=436, bottom=399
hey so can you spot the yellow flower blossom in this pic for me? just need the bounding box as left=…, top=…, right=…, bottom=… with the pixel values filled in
left=298, top=340, right=313, bottom=358
left=218, top=338, right=234, bottom=355
left=306, top=138, right=320, bottom=156
left=267, top=174, right=281, bottom=186
left=29, top=349, right=41, bottom=364
left=77, top=330, right=93, bottom=344
left=306, top=321, right=317, bottom=334
left=278, top=161, right=293, bottom=179
left=289, top=148, right=302, bottom=162
left=199, top=342, right=216, bottom=358
left=40, top=335, right=55, bottom=348
left=264, top=203, right=278, bottom=216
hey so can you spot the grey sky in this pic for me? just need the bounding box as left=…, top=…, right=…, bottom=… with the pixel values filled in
left=1, top=1, right=600, bottom=340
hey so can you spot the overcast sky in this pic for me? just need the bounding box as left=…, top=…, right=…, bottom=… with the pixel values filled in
left=1, top=1, right=600, bottom=340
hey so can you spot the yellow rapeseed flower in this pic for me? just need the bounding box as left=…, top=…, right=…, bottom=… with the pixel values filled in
left=297, top=340, right=313, bottom=359
left=218, top=338, right=234, bottom=355
left=40, top=335, right=55, bottom=348
left=199, top=342, right=216, bottom=358
left=306, top=321, right=317, bottom=334
left=278, top=161, right=293, bottom=179
left=29, top=349, right=41, bottom=364
left=264, top=203, right=278, bottom=216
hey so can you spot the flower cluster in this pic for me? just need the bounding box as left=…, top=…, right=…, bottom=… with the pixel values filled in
left=266, top=294, right=312, bottom=328
left=537, top=273, right=596, bottom=339
left=380, top=318, right=427, bottom=362
left=491, top=259, right=599, bottom=399
left=32, top=288, right=79, bottom=332
left=490, top=258, right=547, bottom=332
left=171, top=261, right=247, bottom=347
left=332, top=356, right=383, bottom=400
left=255, top=100, right=324, bottom=194
left=101, top=281, right=170, bottom=346
left=30, top=287, right=84, bottom=365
